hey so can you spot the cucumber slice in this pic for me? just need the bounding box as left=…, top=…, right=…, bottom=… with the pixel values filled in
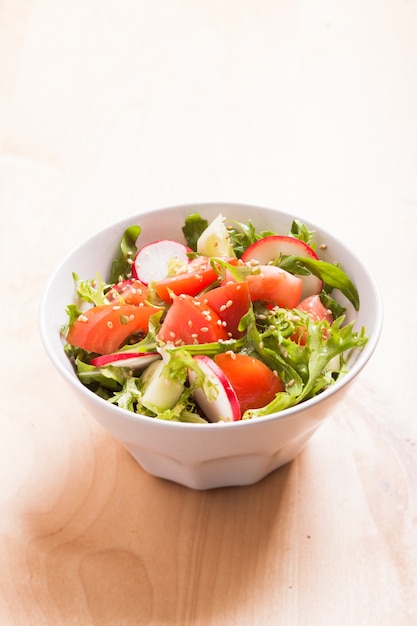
left=196, top=213, right=234, bottom=257
left=141, top=360, right=184, bottom=413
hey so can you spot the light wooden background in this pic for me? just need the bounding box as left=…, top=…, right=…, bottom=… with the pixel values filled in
left=1, top=1, right=417, bottom=624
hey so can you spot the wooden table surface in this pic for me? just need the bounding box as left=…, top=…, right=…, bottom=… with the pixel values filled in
left=1, top=1, right=416, bottom=624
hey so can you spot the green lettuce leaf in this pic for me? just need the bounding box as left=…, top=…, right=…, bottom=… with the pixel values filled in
left=110, top=225, right=141, bottom=283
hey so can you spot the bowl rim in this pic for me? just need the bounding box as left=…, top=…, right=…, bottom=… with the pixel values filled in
left=39, top=201, right=384, bottom=430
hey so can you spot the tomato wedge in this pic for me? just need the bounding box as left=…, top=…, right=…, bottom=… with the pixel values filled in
left=154, top=257, right=218, bottom=303
left=106, top=279, right=150, bottom=306
left=214, top=353, right=284, bottom=415
left=292, top=294, right=333, bottom=345
left=158, top=294, right=229, bottom=345
left=246, top=265, right=302, bottom=309
left=67, top=304, right=162, bottom=354
left=296, top=294, right=333, bottom=323
left=197, top=281, right=251, bottom=338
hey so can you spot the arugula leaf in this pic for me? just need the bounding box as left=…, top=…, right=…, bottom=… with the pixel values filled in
left=279, top=256, right=360, bottom=310
left=182, top=214, right=208, bottom=251
left=75, top=358, right=124, bottom=391
left=290, top=220, right=315, bottom=246
left=319, top=290, right=346, bottom=319
left=110, top=225, right=141, bottom=283
left=226, top=219, right=276, bottom=258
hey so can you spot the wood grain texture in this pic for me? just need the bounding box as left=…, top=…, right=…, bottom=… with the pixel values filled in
left=1, top=1, right=417, bottom=624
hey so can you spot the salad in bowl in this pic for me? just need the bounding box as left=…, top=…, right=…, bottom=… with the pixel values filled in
left=62, top=212, right=367, bottom=424
left=40, top=203, right=381, bottom=489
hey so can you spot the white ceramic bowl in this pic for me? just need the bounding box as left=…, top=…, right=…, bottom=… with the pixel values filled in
left=39, top=202, right=382, bottom=490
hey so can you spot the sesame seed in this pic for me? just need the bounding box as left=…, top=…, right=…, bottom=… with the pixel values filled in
left=191, top=333, right=198, bottom=338
left=220, top=303, right=227, bottom=312
left=78, top=314, right=88, bottom=323
left=107, top=321, right=113, bottom=329
left=259, top=341, right=264, bottom=349
left=200, top=327, right=209, bottom=332
left=319, top=243, right=327, bottom=250
left=226, top=300, right=233, bottom=308
left=129, top=314, right=135, bottom=321
left=112, top=305, right=121, bottom=310
left=169, top=331, right=176, bottom=338
left=188, top=320, right=193, bottom=327
left=287, top=379, right=295, bottom=387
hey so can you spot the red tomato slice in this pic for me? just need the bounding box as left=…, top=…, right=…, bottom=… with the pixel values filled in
left=292, top=295, right=333, bottom=344
left=158, top=294, right=229, bottom=345
left=197, top=281, right=251, bottom=338
left=296, top=294, right=333, bottom=322
left=67, top=304, right=162, bottom=354
left=106, top=279, right=149, bottom=306
left=214, top=353, right=284, bottom=415
left=154, top=257, right=218, bottom=303
left=246, top=265, right=302, bottom=309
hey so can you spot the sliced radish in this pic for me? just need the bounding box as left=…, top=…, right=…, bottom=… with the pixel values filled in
left=90, top=351, right=160, bottom=369
left=188, top=355, right=241, bottom=422
left=132, top=240, right=191, bottom=285
left=241, top=235, right=322, bottom=299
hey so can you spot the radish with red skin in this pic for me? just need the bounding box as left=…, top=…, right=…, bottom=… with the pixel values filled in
left=90, top=352, right=160, bottom=369
left=188, top=355, right=241, bottom=422
left=132, top=240, right=191, bottom=285
left=241, top=235, right=323, bottom=299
